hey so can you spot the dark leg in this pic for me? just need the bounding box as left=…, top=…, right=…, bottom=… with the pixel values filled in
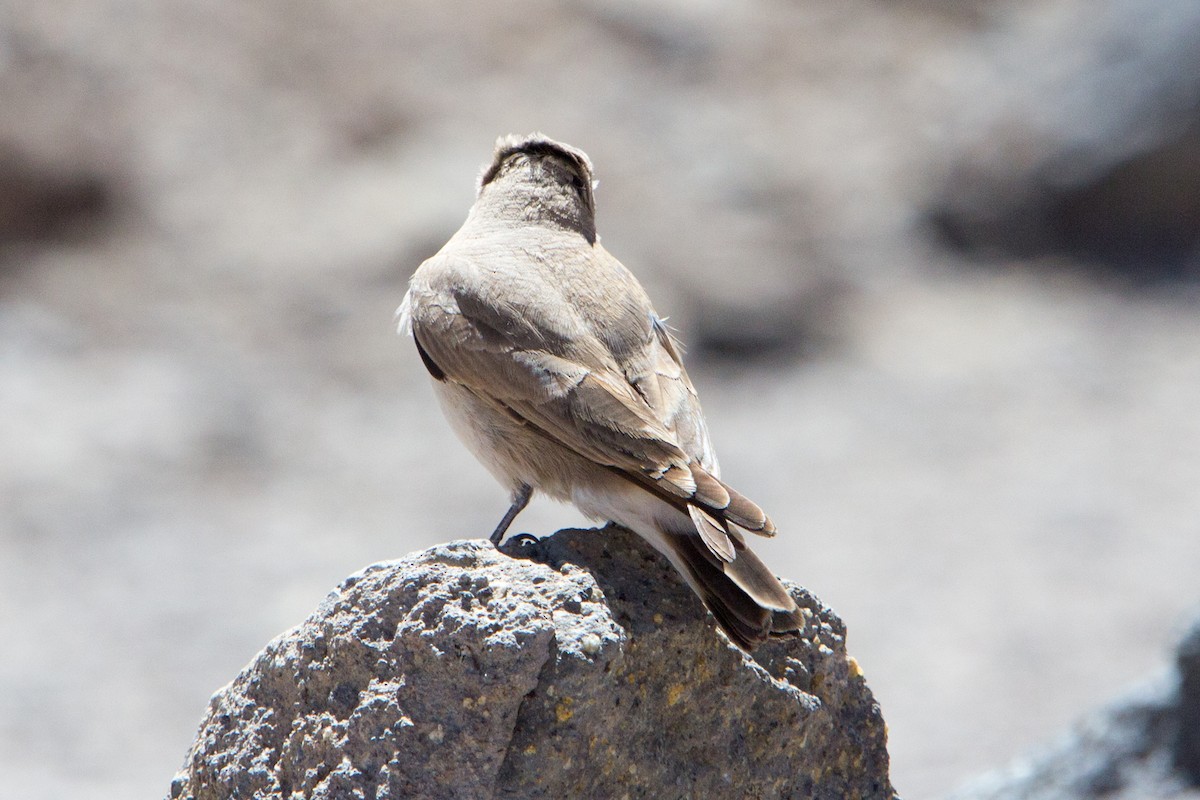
left=489, top=483, right=532, bottom=545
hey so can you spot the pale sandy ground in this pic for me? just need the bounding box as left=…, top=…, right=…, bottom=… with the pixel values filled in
left=2, top=2, right=1199, bottom=798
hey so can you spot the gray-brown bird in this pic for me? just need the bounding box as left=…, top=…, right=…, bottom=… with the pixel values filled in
left=399, top=133, right=803, bottom=649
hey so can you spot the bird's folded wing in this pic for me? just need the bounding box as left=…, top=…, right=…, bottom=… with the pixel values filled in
left=618, top=306, right=775, bottom=537
left=641, top=314, right=717, bottom=475
left=407, top=254, right=774, bottom=541
left=412, top=287, right=700, bottom=499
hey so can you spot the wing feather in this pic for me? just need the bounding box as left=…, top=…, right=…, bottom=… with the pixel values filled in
left=408, top=253, right=773, bottom=534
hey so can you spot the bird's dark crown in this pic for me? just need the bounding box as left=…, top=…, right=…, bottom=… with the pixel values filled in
left=478, top=133, right=594, bottom=194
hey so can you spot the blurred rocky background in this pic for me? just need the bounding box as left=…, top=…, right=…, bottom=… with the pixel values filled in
left=949, top=617, right=1200, bottom=799
left=2, top=1, right=1199, bottom=798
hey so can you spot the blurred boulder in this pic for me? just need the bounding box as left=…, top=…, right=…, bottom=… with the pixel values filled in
left=170, top=528, right=895, bottom=800
left=946, top=612, right=1200, bottom=800
left=0, top=24, right=131, bottom=252
left=1176, top=617, right=1200, bottom=785
left=924, top=0, right=1200, bottom=283
left=0, top=151, right=116, bottom=245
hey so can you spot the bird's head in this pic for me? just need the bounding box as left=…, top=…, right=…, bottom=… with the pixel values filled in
left=476, top=133, right=597, bottom=243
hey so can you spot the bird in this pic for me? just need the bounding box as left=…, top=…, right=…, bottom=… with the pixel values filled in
left=398, top=133, right=803, bottom=650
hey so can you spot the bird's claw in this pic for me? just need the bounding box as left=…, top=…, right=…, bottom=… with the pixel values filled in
left=505, top=533, right=541, bottom=548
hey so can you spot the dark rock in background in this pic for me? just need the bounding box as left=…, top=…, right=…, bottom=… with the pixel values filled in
left=1175, top=618, right=1200, bottom=785
left=928, top=120, right=1200, bottom=284
left=923, top=0, right=1200, bottom=284
left=0, top=152, right=115, bottom=246
left=171, top=529, right=894, bottom=800
left=946, top=613, right=1200, bottom=800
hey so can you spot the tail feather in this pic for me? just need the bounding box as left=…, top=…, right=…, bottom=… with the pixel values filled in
left=688, top=463, right=776, bottom=537
left=687, top=504, right=736, bottom=562
left=722, top=482, right=777, bottom=536
left=722, top=542, right=798, bottom=613
left=661, top=521, right=803, bottom=651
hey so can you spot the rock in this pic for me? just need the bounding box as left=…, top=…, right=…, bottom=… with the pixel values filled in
left=945, top=613, right=1200, bottom=800
left=923, top=0, right=1200, bottom=283
left=169, top=527, right=895, bottom=800
left=0, top=151, right=115, bottom=246
left=1174, top=617, right=1200, bottom=785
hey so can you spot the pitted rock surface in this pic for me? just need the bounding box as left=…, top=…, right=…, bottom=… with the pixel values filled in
left=171, top=527, right=894, bottom=800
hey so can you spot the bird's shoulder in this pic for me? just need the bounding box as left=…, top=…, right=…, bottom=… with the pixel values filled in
left=408, top=248, right=611, bottom=370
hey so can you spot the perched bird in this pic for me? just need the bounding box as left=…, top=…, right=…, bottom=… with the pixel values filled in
left=399, top=134, right=803, bottom=649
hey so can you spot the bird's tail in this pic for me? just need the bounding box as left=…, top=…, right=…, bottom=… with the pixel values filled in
left=658, top=516, right=804, bottom=651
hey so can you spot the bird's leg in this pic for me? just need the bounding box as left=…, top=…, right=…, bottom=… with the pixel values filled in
left=489, top=483, right=532, bottom=545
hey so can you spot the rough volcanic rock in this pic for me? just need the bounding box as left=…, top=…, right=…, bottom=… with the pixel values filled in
left=170, top=527, right=895, bottom=800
